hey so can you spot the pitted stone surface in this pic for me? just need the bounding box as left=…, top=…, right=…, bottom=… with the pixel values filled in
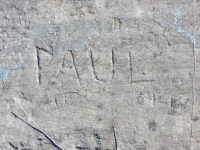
left=0, top=0, right=200, bottom=150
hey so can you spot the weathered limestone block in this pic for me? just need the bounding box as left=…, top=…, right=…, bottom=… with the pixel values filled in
left=0, top=0, right=200, bottom=150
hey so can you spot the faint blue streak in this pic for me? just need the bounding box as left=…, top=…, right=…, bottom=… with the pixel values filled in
left=18, top=40, right=21, bottom=45
left=0, top=65, right=9, bottom=83
left=0, top=42, right=31, bottom=83
left=11, top=54, right=24, bottom=70
left=49, top=31, right=54, bottom=34
left=185, top=34, right=196, bottom=45
left=25, top=43, right=31, bottom=52
left=174, top=5, right=181, bottom=22
left=155, top=3, right=196, bottom=45
left=42, top=28, right=46, bottom=34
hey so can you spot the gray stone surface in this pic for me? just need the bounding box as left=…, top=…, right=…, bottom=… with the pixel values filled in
left=0, top=0, right=199, bottom=149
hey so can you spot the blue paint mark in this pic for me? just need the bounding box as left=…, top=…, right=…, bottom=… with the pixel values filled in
left=18, top=40, right=21, bottom=45
left=25, top=43, right=31, bottom=52
left=0, top=65, right=9, bottom=83
left=125, top=12, right=130, bottom=15
left=1, top=70, right=9, bottom=83
left=11, top=54, right=24, bottom=70
left=19, top=34, right=24, bottom=37
left=54, top=26, right=59, bottom=28
left=49, top=31, right=54, bottom=34
left=174, top=5, right=181, bottom=22
left=83, top=40, right=90, bottom=49
left=185, top=34, right=196, bottom=45
left=49, top=45, right=54, bottom=51
left=42, top=28, right=46, bottom=34
left=0, top=42, right=31, bottom=83
left=155, top=3, right=196, bottom=45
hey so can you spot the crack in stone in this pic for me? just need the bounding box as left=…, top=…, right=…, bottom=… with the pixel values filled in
left=11, top=112, right=63, bottom=150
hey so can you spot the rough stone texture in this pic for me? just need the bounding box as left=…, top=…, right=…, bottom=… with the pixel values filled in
left=0, top=0, right=199, bottom=150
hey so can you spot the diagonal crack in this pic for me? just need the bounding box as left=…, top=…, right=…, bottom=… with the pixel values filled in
left=11, top=112, right=63, bottom=150
left=112, top=125, right=117, bottom=150
left=190, top=1, right=196, bottom=149
left=8, top=142, right=18, bottom=150
left=113, top=126, right=134, bottom=150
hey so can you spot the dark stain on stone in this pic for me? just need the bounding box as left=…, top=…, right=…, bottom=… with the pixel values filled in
left=171, top=97, right=178, bottom=108
left=148, top=120, right=157, bottom=132
left=93, top=133, right=101, bottom=140
left=193, top=116, right=199, bottom=122
left=76, top=146, right=89, bottom=149
left=167, top=108, right=178, bottom=115
left=151, top=7, right=156, bottom=12
left=37, top=138, right=42, bottom=141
